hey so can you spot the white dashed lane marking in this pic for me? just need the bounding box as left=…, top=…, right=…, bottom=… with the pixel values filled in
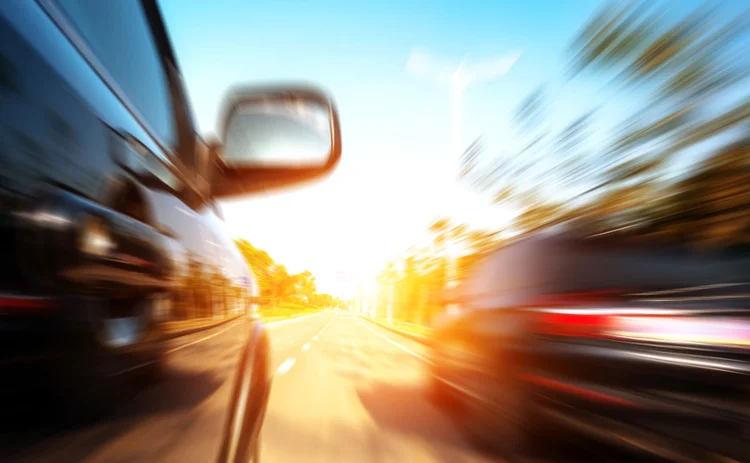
left=275, top=358, right=296, bottom=375
left=273, top=313, right=337, bottom=378
left=317, top=313, right=337, bottom=336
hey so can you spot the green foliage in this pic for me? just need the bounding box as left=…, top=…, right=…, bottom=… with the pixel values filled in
left=234, top=239, right=336, bottom=310
left=458, top=0, right=750, bottom=241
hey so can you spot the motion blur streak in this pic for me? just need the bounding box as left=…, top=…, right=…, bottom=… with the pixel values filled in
left=4, top=0, right=750, bottom=462
left=0, top=297, right=55, bottom=309
left=519, top=375, right=639, bottom=408
left=359, top=1, right=750, bottom=461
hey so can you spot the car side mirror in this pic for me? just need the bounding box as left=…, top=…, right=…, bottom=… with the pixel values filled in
left=210, top=85, right=342, bottom=198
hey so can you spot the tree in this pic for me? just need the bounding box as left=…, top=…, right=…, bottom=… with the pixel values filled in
left=460, top=1, right=750, bottom=240
left=566, top=2, right=750, bottom=242
left=310, top=293, right=334, bottom=308
left=235, top=239, right=276, bottom=303
left=291, top=270, right=317, bottom=303
left=235, top=239, right=327, bottom=309
left=376, top=220, right=502, bottom=324
left=570, top=2, right=749, bottom=180
left=268, top=264, right=294, bottom=304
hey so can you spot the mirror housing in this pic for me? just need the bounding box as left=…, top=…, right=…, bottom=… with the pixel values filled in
left=210, top=85, right=342, bottom=199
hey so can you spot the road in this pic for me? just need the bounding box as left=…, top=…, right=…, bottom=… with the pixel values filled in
left=1, top=311, right=600, bottom=462
left=259, top=311, right=498, bottom=463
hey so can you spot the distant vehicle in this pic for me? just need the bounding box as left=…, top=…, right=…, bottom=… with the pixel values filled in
left=428, top=231, right=750, bottom=462
left=0, top=0, right=341, bottom=460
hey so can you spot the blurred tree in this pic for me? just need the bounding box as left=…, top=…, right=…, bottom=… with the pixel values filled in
left=569, top=1, right=750, bottom=188
left=268, top=264, right=293, bottom=305
left=653, top=138, right=750, bottom=248
left=460, top=1, right=750, bottom=240
left=235, top=239, right=276, bottom=303
left=379, top=221, right=502, bottom=325
left=235, top=239, right=327, bottom=309
left=310, top=293, right=334, bottom=308
left=291, top=270, right=317, bottom=303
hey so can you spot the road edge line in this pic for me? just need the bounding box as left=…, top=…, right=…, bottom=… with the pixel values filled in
left=356, top=317, right=433, bottom=365
left=362, top=317, right=430, bottom=345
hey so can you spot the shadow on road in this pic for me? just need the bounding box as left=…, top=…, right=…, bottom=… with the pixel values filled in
left=357, top=380, right=460, bottom=442
left=123, top=367, right=224, bottom=417
left=261, top=411, right=425, bottom=462
left=0, top=366, right=225, bottom=462
left=355, top=380, right=652, bottom=463
left=356, top=379, right=492, bottom=462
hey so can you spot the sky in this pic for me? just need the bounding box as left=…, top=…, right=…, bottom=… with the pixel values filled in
left=158, top=0, right=744, bottom=296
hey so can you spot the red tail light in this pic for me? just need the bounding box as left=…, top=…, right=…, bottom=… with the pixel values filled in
left=0, top=296, right=54, bottom=310
left=536, top=312, right=615, bottom=338
left=535, top=310, right=750, bottom=349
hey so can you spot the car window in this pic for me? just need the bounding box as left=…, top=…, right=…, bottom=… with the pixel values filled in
left=55, top=0, right=177, bottom=149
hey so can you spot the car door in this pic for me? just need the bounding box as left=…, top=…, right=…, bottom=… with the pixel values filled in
left=44, top=0, right=217, bottom=324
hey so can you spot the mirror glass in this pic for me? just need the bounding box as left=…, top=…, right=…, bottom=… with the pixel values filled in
left=222, top=98, right=332, bottom=168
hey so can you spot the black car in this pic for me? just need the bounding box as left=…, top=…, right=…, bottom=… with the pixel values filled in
left=429, top=231, right=750, bottom=462
left=0, top=0, right=341, bottom=460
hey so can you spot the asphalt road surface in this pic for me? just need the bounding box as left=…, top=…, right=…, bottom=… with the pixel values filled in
left=1, top=311, right=625, bottom=462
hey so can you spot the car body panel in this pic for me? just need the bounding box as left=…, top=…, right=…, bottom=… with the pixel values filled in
left=0, top=0, right=260, bottom=396
left=431, top=232, right=750, bottom=460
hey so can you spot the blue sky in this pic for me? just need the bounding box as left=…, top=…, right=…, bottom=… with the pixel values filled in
left=159, top=0, right=745, bottom=295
